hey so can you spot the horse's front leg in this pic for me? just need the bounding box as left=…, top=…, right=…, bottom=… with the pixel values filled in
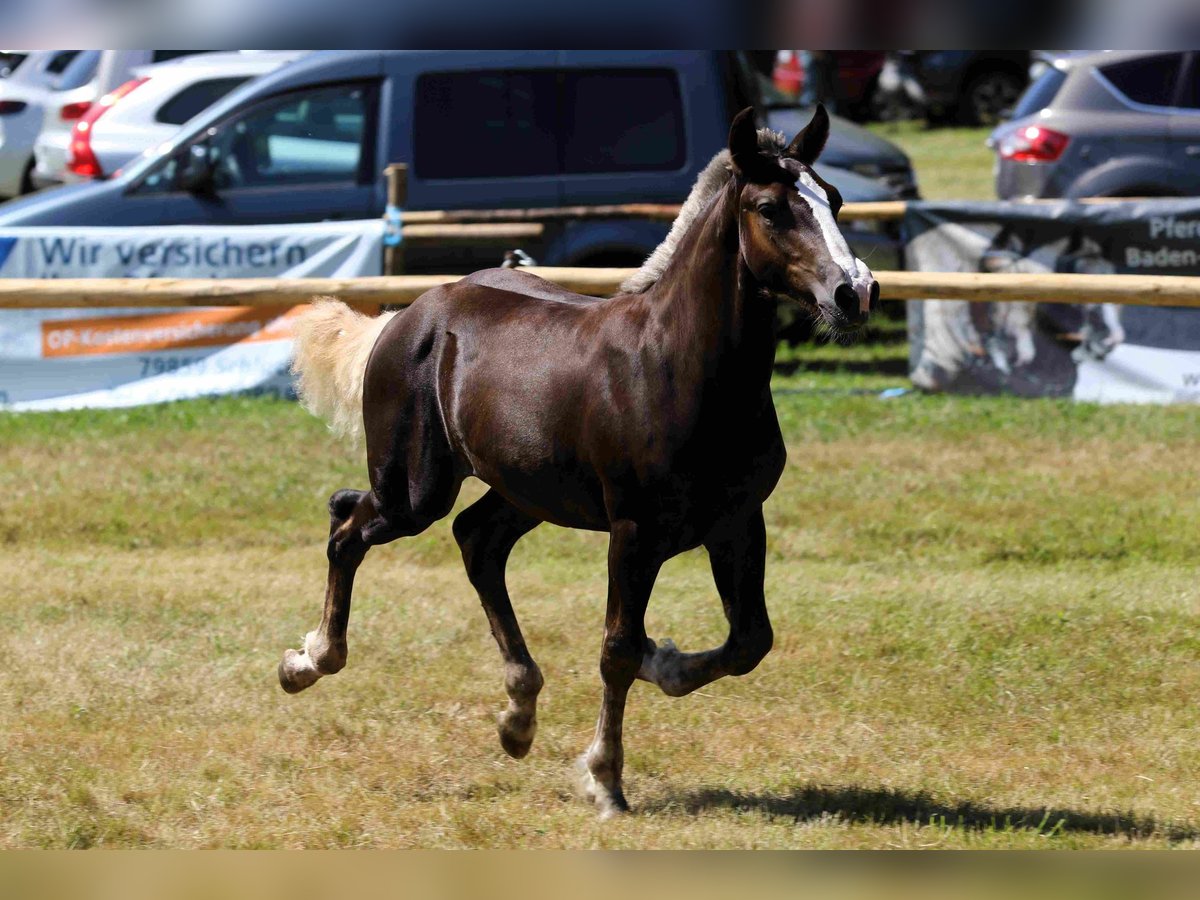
left=579, top=519, right=664, bottom=818
left=638, top=505, right=773, bottom=696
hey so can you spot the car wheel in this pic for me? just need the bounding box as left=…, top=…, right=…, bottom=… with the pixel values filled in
left=960, top=70, right=1023, bottom=127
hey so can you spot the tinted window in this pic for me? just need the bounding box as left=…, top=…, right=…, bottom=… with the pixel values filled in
left=206, top=84, right=370, bottom=188
left=1100, top=53, right=1184, bottom=107
left=0, top=52, right=27, bottom=78
left=1012, top=67, right=1067, bottom=119
left=414, top=72, right=557, bottom=179
left=560, top=70, right=686, bottom=174
left=45, top=51, right=80, bottom=75
left=156, top=77, right=251, bottom=126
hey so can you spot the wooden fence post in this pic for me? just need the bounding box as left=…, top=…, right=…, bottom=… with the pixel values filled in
left=383, top=163, right=408, bottom=277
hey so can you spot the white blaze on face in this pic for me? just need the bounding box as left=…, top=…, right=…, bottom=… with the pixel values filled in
left=794, top=169, right=875, bottom=314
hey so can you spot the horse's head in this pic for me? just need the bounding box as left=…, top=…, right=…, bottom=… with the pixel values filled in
left=728, top=106, right=878, bottom=332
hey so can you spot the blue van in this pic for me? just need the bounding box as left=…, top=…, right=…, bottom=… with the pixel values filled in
left=0, top=50, right=902, bottom=272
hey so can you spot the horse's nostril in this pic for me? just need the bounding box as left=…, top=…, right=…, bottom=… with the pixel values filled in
left=833, top=283, right=859, bottom=316
left=869, top=280, right=880, bottom=309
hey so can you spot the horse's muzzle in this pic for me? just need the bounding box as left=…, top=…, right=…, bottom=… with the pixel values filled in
left=828, top=279, right=876, bottom=329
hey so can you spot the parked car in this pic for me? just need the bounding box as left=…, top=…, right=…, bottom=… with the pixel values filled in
left=769, top=51, right=885, bottom=122
left=0, top=50, right=905, bottom=274
left=758, top=77, right=919, bottom=198
left=881, top=51, right=1030, bottom=126
left=0, top=50, right=99, bottom=197
left=31, top=50, right=227, bottom=190
left=33, top=51, right=305, bottom=188
left=989, top=50, right=1200, bottom=200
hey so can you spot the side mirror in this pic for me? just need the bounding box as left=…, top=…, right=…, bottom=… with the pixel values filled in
left=176, top=142, right=215, bottom=194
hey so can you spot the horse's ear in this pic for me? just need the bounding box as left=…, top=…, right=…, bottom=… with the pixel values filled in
left=728, top=107, right=762, bottom=178
left=784, top=102, right=830, bottom=165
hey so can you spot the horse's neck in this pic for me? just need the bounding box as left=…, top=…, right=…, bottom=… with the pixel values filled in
left=647, top=179, right=778, bottom=391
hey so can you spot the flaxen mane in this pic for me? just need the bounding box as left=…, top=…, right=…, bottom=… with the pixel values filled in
left=620, top=128, right=789, bottom=294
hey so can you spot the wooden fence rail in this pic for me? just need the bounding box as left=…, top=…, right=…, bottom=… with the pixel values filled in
left=397, top=197, right=1156, bottom=228
left=2, top=269, right=1199, bottom=309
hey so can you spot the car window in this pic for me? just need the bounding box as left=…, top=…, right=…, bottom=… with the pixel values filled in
left=1099, top=53, right=1184, bottom=108
left=206, top=84, right=371, bottom=188
left=49, top=50, right=99, bottom=90
left=560, top=69, right=686, bottom=174
left=156, top=77, right=252, bottom=126
left=1011, top=66, right=1067, bottom=119
left=413, top=68, right=685, bottom=180
left=414, top=71, right=558, bottom=179
left=0, top=53, right=28, bottom=78
left=44, top=51, right=80, bottom=75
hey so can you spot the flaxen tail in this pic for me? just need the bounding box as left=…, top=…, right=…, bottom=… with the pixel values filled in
left=291, top=297, right=398, bottom=443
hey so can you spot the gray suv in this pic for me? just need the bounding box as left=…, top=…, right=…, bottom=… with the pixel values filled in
left=989, top=50, right=1200, bottom=200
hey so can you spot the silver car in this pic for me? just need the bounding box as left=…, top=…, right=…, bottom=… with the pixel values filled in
left=990, top=50, right=1200, bottom=199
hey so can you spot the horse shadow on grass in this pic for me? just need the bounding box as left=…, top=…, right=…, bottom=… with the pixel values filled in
left=644, top=784, right=1197, bottom=842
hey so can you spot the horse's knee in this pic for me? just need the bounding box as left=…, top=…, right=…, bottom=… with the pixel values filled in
left=728, top=624, right=773, bottom=676
left=600, top=633, right=642, bottom=686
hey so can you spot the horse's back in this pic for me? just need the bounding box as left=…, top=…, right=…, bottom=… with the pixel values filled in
left=461, top=267, right=609, bottom=306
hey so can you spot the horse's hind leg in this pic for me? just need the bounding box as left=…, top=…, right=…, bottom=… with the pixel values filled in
left=452, top=490, right=543, bottom=758
left=279, top=488, right=388, bottom=693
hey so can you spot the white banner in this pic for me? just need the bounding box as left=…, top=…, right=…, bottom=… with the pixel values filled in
left=905, top=200, right=1200, bottom=403
left=0, top=219, right=383, bottom=411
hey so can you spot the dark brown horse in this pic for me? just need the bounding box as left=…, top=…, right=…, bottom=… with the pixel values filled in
left=279, top=106, right=877, bottom=817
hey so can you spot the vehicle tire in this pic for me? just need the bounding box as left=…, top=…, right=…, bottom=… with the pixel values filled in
left=959, top=69, right=1023, bottom=127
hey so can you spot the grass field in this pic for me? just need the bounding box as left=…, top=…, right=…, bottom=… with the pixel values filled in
left=866, top=120, right=995, bottom=200
left=3, top=381, right=1200, bottom=848
left=4, top=127, right=1199, bottom=849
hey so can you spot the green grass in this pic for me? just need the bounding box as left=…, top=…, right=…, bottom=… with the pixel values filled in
left=866, top=121, right=995, bottom=201
left=3, top=389, right=1200, bottom=848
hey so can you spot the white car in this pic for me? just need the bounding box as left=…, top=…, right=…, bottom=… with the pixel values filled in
left=0, top=50, right=99, bottom=197
left=34, top=51, right=305, bottom=188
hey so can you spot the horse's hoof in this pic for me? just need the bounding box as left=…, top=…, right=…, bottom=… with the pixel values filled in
left=574, top=754, right=629, bottom=819
left=498, top=709, right=536, bottom=759
left=278, top=648, right=322, bottom=694
left=639, top=638, right=690, bottom=697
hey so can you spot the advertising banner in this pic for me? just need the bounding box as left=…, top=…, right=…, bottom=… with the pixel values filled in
left=906, top=200, right=1200, bottom=403
left=0, top=219, right=383, bottom=411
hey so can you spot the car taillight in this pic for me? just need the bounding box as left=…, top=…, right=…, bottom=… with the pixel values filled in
left=998, top=125, right=1070, bottom=163
left=68, top=76, right=148, bottom=178
left=60, top=101, right=92, bottom=121
left=773, top=50, right=802, bottom=99
left=0, top=100, right=27, bottom=115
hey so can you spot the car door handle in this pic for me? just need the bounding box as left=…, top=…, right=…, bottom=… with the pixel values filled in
left=1186, top=145, right=1200, bottom=157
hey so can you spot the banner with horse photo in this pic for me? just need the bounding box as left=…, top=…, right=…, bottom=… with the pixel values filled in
left=905, top=199, right=1200, bottom=403
left=0, top=219, right=382, bottom=411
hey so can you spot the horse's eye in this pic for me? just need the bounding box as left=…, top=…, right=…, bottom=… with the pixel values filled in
left=756, top=203, right=779, bottom=220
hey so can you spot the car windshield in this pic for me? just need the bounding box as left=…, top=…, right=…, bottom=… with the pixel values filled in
left=1011, top=66, right=1067, bottom=119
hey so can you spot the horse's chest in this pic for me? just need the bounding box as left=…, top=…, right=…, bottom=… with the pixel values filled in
left=625, top=410, right=786, bottom=522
